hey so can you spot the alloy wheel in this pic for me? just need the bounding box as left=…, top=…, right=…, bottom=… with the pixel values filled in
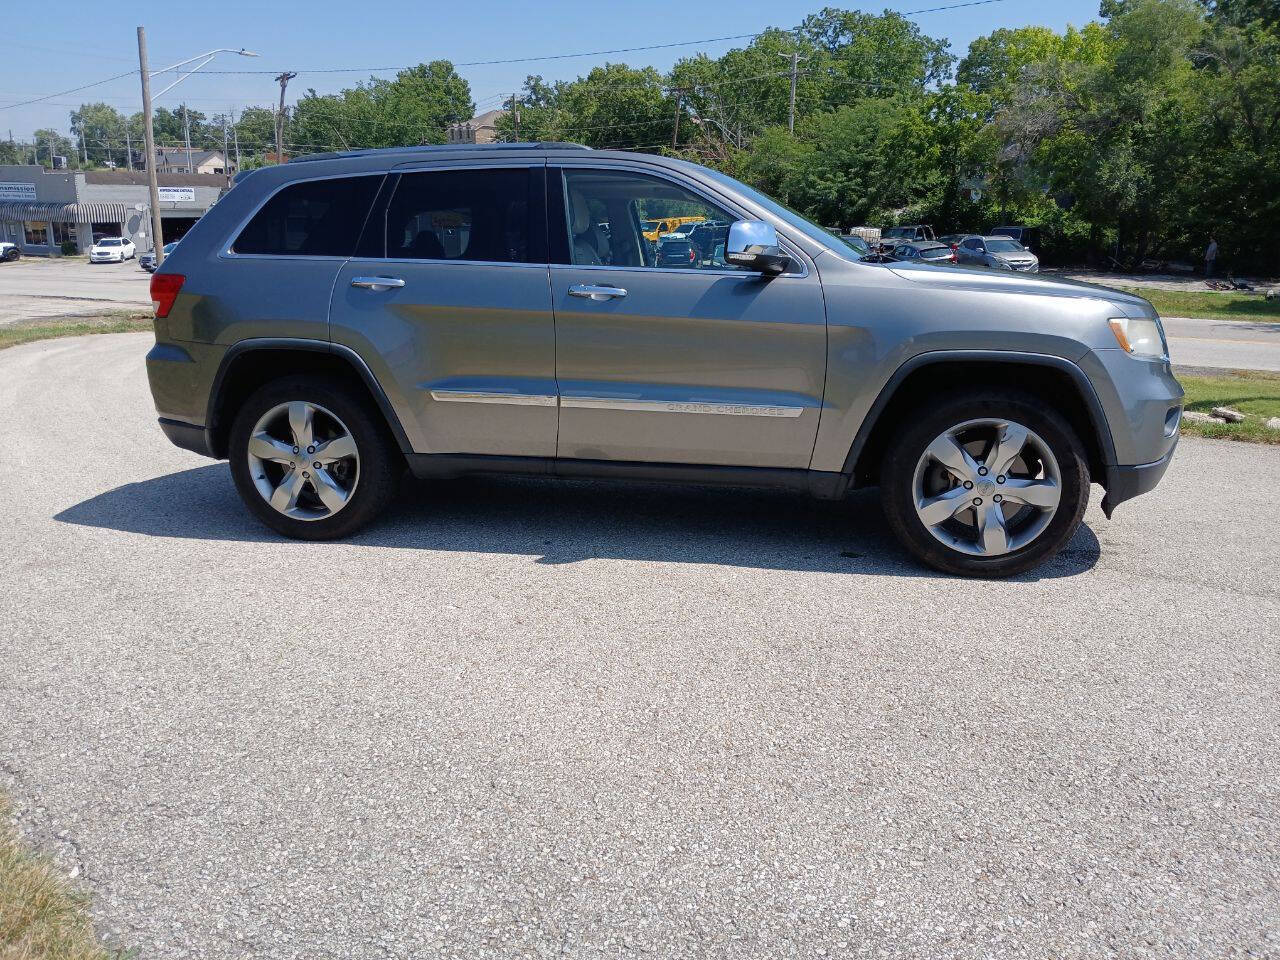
left=911, top=417, right=1062, bottom=557
left=247, top=401, right=360, bottom=521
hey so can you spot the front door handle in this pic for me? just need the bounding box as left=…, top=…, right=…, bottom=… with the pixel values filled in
left=568, top=283, right=627, bottom=301
left=351, top=276, right=406, bottom=291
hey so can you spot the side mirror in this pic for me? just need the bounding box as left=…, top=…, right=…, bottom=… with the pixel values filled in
left=726, top=220, right=792, bottom=275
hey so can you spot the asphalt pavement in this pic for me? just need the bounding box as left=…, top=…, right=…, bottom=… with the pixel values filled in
left=1, top=332, right=1276, bottom=959
left=0, top=257, right=151, bottom=325
left=1162, top=315, right=1280, bottom=372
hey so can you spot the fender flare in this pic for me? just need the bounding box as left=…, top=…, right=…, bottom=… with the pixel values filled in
left=838, top=348, right=1118, bottom=484
left=206, top=337, right=413, bottom=456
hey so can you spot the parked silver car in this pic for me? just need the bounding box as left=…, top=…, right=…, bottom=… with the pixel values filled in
left=146, top=144, right=1180, bottom=576
left=956, top=235, right=1040, bottom=272
left=140, top=241, right=178, bottom=273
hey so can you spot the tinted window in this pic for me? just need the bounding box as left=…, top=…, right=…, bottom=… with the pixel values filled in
left=986, top=238, right=1025, bottom=253
left=962, top=238, right=981, bottom=250
left=234, top=175, right=380, bottom=256
left=558, top=169, right=749, bottom=271
left=386, top=168, right=533, bottom=263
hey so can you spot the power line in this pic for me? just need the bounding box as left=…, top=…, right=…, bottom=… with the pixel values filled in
left=0, top=70, right=137, bottom=111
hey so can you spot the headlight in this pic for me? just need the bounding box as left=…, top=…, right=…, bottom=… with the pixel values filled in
left=1108, top=317, right=1167, bottom=359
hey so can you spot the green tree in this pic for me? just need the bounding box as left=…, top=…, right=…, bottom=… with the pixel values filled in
left=31, top=128, right=76, bottom=167
left=69, top=102, right=127, bottom=167
left=291, top=61, right=473, bottom=152
left=498, top=63, right=673, bottom=149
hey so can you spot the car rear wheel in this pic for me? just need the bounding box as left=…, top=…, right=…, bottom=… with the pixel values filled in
left=880, top=389, right=1090, bottom=577
left=228, top=376, right=403, bottom=540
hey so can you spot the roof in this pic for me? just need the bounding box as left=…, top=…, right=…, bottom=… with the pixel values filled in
left=468, top=109, right=505, bottom=127
left=155, top=148, right=224, bottom=164
left=289, top=142, right=592, bottom=163
left=84, top=170, right=227, bottom=187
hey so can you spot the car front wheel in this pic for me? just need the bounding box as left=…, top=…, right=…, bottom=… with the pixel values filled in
left=880, top=389, right=1090, bottom=577
left=228, top=376, right=403, bottom=540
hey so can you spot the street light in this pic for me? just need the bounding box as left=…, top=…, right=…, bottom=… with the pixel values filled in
left=136, top=34, right=258, bottom=268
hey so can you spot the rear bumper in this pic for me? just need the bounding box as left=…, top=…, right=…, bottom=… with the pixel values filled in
left=1101, top=441, right=1177, bottom=518
left=158, top=417, right=216, bottom=459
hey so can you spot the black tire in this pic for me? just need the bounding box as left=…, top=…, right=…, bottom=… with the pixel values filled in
left=228, top=375, right=403, bottom=540
left=879, top=388, right=1090, bottom=578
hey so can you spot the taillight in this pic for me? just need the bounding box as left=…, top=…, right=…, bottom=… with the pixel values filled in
left=150, top=273, right=185, bottom=318
left=689, top=248, right=696, bottom=262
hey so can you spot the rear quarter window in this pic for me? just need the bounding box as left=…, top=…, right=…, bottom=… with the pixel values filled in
left=232, top=175, right=382, bottom=257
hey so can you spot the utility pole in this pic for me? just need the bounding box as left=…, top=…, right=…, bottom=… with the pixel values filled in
left=510, top=93, right=520, bottom=140
left=183, top=104, right=193, bottom=173
left=672, top=89, right=681, bottom=148
left=137, top=26, right=165, bottom=265
left=274, top=72, right=296, bottom=163
left=222, top=114, right=230, bottom=185
left=778, top=51, right=809, bottom=134
left=125, top=124, right=133, bottom=171
left=81, top=128, right=88, bottom=167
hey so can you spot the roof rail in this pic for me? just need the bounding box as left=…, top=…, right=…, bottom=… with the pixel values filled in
left=289, top=142, right=592, bottom=163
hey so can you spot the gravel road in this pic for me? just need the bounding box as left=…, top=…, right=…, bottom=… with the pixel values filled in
left=2, top=333, right=1277, bottom=960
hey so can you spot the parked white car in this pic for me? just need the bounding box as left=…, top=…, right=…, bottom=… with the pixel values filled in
left=89, top=237, right=136, bottom=263
left=0, top=241, right=19, bottom=262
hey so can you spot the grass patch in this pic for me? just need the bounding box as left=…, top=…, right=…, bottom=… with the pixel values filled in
left=0, top=312, right=152, bottom=351
left=0, top=796, right=128, bottom=960
left=1179, top=370, right=1280, bottom=443
left=1112, top=287, right=1280, bottom=323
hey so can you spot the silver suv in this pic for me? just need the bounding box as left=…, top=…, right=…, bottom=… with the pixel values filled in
left=146, top=144, right=1181, bottom=576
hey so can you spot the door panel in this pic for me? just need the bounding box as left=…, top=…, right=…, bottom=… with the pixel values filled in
left=327, top=166, right=557, bottom=457
left=552, top=266, right=826, bottom=466
left=549, top=165, right=826, bottom=468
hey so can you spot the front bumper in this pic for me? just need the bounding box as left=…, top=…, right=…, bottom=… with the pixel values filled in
left=1101, top=441, right=1177, bottom=518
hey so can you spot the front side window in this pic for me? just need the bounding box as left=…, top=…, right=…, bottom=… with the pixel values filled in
left=385, top=168, right=534, bottom=263
left=233, top=175, right=381, bottom=257
left=558, top=169, right=748, bottom=271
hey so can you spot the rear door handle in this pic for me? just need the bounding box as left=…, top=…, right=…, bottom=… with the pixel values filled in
left=351, top=276, right=406, bottom=291
left=568, top=283, right=627, bottom=301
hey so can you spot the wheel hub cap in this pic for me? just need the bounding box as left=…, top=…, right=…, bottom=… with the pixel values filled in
left=911, top=417, right=1062, bottom=558
left=247, top=401, right=360, bottom=521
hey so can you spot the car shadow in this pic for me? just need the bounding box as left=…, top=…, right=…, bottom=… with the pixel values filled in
left=53, top=464, right=1101, bottom=580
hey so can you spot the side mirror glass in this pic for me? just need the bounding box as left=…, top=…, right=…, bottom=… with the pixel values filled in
left=726, top=220, right=792, bottom=275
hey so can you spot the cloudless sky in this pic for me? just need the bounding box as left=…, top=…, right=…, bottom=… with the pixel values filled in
left=2, top=0, right=1102, bottom=143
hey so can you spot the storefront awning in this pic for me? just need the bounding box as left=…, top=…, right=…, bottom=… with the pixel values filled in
left=0, top=201, right=129, bottom=223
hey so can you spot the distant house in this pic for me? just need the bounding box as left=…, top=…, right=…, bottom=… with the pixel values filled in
left=154, top=148, right=229, bottom=175
left=447, top=110, right=506, bottom=145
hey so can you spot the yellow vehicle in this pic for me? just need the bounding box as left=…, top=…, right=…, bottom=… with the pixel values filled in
left=641, top=215, right=706, bottom=244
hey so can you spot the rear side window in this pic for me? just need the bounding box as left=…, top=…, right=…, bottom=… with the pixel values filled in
left=385, top=168, right=535, bottom=263
left=233, top=175, right=381, bottom=256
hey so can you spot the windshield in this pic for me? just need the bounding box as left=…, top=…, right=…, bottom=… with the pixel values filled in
left=841, top=235, right=869, bottom=255
left=700, top=167, right=857, bottom=259
left=98, top=238, right=121, bottom=246
left=986, top=238, right=1025, bottom=253
left=883, top=227, right=913, bottom=238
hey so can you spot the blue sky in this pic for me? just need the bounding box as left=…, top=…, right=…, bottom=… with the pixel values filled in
left=3, top=0, right=1102, bottom=143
